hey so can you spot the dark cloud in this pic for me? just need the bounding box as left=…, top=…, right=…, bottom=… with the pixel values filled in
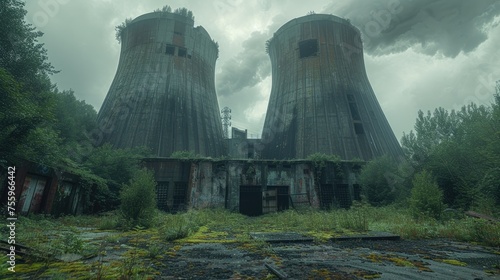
left=326, top=0, right=500, bottom=57
left=216, top=31, right=271, bottom=97
left=21, top=0, right=500, bottom=140
left=215, top=13, right=290, bottom=97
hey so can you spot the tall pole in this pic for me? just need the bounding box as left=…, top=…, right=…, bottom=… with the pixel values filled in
left=221, top=107, right=231, bottom=139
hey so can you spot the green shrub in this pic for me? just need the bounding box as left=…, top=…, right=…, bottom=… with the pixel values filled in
left=360, top=156, right=398, bottom=206
left=409, top=170, right=445, bottom=220
left=170, top=150, right=199, bottom=159
left=120, top=168, right=157, bottom=228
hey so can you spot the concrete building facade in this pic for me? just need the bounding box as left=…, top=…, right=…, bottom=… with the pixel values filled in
left=144, top=158, right=363, bottom=214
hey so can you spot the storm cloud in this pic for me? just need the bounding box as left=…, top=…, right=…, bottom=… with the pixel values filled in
left=327, top=0, right=500, bottom=57
left=22, top=0, right=500, bottom=140
left=216, top=31, right=271, bottom=97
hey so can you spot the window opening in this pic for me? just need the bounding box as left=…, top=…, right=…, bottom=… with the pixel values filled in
left=166, top=45, right=175, bottom=55
left=299, top=39, right=318, bottom=58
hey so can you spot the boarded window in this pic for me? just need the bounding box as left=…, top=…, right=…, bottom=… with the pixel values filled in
left=299, top=39, right=318, bottom=58
left=166, top=45, right=175, bottom=55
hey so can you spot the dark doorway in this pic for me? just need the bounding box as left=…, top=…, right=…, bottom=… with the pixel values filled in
left=157, top=181, right=169, bottom=211
left=320, top=184, right=334, bottom=209
left=334, top=184, right=352, bottom=209
left=353, top=184, right=362, bottom=201
left=268, top=185, right=290, bottom=212
left=240, top=185, right=262, bottom=216
left=173, top=182, right=187, bottom=212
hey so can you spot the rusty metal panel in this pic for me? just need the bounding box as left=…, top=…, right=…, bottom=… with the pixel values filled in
left=262, top=14, right=403, bottom=161
left=19, top=174, right=47, bottom=214
left=262, top=189, right=277, bottom=214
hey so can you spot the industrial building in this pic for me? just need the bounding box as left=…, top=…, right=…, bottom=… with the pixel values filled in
left=95, top=11, right=403, bottom=214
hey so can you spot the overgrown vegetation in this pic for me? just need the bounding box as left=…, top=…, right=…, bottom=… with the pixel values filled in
left=116, top=5, right=195, bottom=42
left=359, top=156, right=399, bottom=206
left=401, top=86, right=500, bottom=213
left=0, top=0, right=150, bottom=215
left=409, top=170, right=445, bottom=220
left=2, top=207, right=498, bottom=278
left=120, top=168, right=157, bottom=228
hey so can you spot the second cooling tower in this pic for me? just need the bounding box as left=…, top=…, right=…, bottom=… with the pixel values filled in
left=97, top=11, right=224, bottom=157
left=262, top=14, right=403, bottom=160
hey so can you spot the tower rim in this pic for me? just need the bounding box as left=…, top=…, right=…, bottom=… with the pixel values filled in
left=270, top=14, right=360, bottom=41
left=130, top=11, right=195, bottom=26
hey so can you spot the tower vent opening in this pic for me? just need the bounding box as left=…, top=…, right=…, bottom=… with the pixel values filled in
left=354, top=122, right=364, bottom=134
left=299, top=39, right=318, bottom=58
left=166, top=45, right=175, bottom=55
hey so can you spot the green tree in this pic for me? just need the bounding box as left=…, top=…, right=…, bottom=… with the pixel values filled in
left=0, top=0, right=56, bottom=93
left=402, top=82, right=500, bottom=211
left=359, top=156, right=399, bottom=206
left=0, top=0, right=60, bottom=165
left=120, top=168, right=157, bottom=228
left=83, top=144, right=150, bottom=212
left=409, top=170, right=445, bottom=220
left=0, top=67, right=58, bottom=164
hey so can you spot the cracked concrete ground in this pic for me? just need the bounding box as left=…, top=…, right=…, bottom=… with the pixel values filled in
left=155, top=239, right=499, bottom=279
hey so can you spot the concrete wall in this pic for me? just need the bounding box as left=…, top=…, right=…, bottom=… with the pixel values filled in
left=145, top=158, right=363, bottom=214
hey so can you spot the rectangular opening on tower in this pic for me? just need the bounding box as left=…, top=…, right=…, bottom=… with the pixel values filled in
left=298, top=39, right=318, bottom=58
left=166, top=45, right=175, bottom=55
left=349, top=102, right=361, bottom=121
left=178, top=48, right=187, bottom=57
left=354, top=122, right=364, bottom=134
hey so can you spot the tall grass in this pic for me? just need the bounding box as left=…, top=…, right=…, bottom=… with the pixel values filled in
left=13, top=205, right=500, bottom=247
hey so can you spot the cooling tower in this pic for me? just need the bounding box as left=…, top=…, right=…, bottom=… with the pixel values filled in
left=97, top=11, right=224, bottom=157
left=262, top=14, right=403, bottom=160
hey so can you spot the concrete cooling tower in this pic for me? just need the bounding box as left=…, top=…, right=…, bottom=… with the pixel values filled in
left=262, top=14, right=403, bottom=160
left=97, top=11, right=224, bottom=157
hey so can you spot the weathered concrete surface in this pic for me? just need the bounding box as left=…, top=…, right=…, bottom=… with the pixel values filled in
left=262, top=14, right=403, bottom=161
left=250, top=232, right=314, bottom=243
left=155, top=239, right=499, bottom=279
left=97, top=11, right=224, bottom=157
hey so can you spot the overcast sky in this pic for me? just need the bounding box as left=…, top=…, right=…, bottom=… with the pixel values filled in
left=24, top=0, right=500, bottom=141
